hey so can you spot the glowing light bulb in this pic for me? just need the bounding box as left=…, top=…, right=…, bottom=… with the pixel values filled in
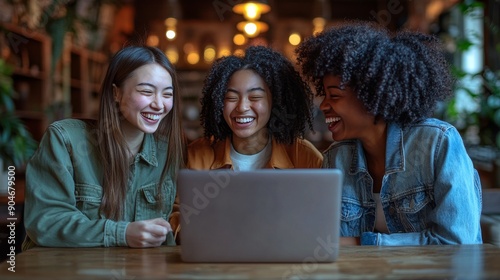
left=244, top=22, right=258, bottom=36
left=166, top=30, right=176, bottom=40
left=233, top=34, right=246, bottom=45
left=289, top=33, right=301, bottom=46
left=244, top=3, right=260, bottom=20
left=187, top=52, right=200, bottom=65
left=204, top=45, right=216, bottom=62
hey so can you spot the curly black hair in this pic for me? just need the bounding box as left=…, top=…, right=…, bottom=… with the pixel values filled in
left=200, top=45, right=314, bottom=144
left=295, top=21, right=454, bottom=127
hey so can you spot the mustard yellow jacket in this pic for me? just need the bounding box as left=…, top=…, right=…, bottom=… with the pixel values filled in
left=186, top=137, right=323, bottom=170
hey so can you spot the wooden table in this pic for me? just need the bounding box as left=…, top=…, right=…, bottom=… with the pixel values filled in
left=1, top=245, right=499, bottom=279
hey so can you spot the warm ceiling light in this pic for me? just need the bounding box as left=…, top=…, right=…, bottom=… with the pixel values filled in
left=165, top=47, right=178, bottom=64
left=146, top=35, right=159, bottom=47
left=166, top=30, right=176, bottom=40
left=234, top=49, right=245, bottom=57
left=289, top=33, right=301, bottom=46
left=233, top=34, right=247, bottom=45
left=165, top=17, right=177, bottom=27
left=237, top=21, right=269, bottom=38
left=204, top=45, right=216, bottom=63
left=187, top=52, right=200, bottom=65
left=165, top=17, right=177, bottom=40
left=232, top=1, right=271, bottom=21
left=313, top=17, right=326, bottom=35
left=244, top=22, right=257, bottom=36
left=218, top=48, right=231, bottom=58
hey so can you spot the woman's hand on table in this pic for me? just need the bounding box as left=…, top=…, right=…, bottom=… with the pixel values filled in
left=126, top=218, right=172, bottom=248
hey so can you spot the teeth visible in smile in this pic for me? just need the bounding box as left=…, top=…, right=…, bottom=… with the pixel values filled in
left=142, top=113, right=161, bottom=120
left=325, top=117, right=341, bottom=124
left=236, top=117, right=254, bottom=124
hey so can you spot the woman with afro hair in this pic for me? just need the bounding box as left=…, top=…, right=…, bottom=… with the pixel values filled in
left=186, top=45, right=322, bottom=170
left=296, top=21, right=482, bottom=246
left=168, top=46, right=323, bottom=239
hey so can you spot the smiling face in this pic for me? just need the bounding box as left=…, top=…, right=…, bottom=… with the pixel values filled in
left=114, top=63, right=174, bottom=137
left=320, top=74, right=379, bottom=142
left=223, top=69, right=272, bottom=146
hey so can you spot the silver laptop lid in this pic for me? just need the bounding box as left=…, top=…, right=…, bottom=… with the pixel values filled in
left=178, top=169, right=343, bottom=263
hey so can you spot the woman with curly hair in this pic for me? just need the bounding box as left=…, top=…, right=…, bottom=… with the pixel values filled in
left=186, top=45, right=322, bottom=170
left=296, top=21, right=482, bottom=245
left=169, top=46, right=322, bottom=239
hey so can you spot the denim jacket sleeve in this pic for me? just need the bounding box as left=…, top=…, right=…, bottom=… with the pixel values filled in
left=23, top=123, right=129, bottom=248
left=361, top=126, right=483, bottom=245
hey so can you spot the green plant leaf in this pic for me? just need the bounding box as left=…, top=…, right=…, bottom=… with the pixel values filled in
left=456, top=39, right=474, bottom=51
left=0, top=57, right=38, bottom=169
left=0, top=59, right=13, bottom=76
left=451, top=66, right=468, bottom=79
left=0, top=92, right=15, bottom=112
left=458, top=1, right=484, bottom=15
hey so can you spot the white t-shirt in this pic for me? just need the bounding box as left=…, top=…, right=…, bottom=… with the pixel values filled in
left=230, top=139, right=272, bottom=171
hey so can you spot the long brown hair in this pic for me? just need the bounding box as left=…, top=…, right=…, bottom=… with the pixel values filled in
left=97, top=45, right=186, bottom=220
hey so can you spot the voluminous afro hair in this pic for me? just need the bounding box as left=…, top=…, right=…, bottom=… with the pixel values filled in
left=295, top=21, right=454, bottom=127
left=200, top=45, right=314, bottom=144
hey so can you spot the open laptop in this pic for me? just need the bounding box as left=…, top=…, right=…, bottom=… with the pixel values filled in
left=177, top=169, right=343, bottom=263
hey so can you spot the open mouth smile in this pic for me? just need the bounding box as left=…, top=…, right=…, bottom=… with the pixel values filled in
left=142, top=113, right=162, bottom=121
left=325, top=117, right=341, bottom=124
left=235, top=117, right=255, bottom=124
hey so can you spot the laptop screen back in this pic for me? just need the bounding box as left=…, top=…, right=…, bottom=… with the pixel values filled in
left=178, top=169, right=343, bottom=263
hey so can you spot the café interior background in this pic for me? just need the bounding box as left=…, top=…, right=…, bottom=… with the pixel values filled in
left=1, top=0, right=498, bottom=150
left=0, top=0, right=499, bottom=260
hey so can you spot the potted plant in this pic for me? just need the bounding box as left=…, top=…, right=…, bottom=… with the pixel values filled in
left=0, top=57, right=37, bottom=193
left=438, top=1, right=500, bottom=188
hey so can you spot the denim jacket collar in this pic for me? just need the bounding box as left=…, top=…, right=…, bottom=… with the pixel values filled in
left=385, top=123, right=405, bottom=174
left=137, top=134, right=159, bottom=167
left=350, top=123, right=405, bottom=175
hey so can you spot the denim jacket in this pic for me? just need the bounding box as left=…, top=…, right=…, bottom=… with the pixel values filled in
left=323, top=118, right=482, bottom=245
left=22, top=119, right=176, bottom=250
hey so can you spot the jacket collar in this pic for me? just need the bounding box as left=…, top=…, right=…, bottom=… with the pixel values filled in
left=350, top=122, right=404, bottom=174
left=211, top=137, right=294, bottom=169
left=211, top=139, right=233, bottom=169
left=385, top=122, right=405, bottom=173
left=136, top=133, right=159, bottom=167
left=267, top=138, right=294, bottom=169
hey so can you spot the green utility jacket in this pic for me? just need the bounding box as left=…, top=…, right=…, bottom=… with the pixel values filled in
left=22, top=119, right=176, bottom=250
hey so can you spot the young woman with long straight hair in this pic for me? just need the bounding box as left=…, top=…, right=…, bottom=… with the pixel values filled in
left=23, top=45, right=186, bottom=249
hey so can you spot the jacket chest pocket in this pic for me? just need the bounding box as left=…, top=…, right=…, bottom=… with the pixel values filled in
left=340, top=200, right=366, bottom=236
left=389, top=189, right=435, bottom=231
left=135, top=179, right=175, bottom=221
left=75, top=184, right=103, bottom=219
